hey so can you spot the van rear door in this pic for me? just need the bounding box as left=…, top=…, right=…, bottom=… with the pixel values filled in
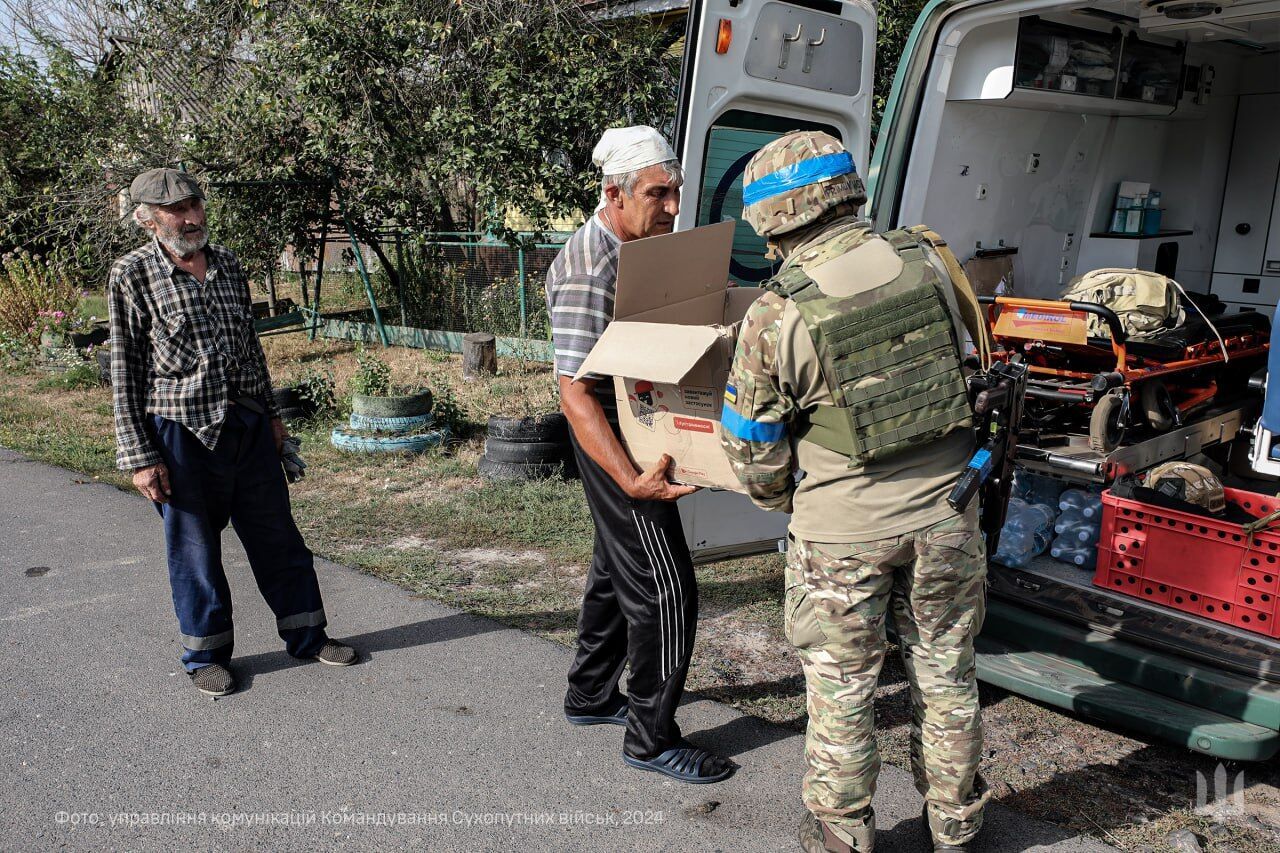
left=674, top=0, right=877, bottom=285
left=672, top=0, right=877, bottom=561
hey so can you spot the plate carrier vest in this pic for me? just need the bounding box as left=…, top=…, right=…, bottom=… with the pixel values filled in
left=764, top=226, right=982, bottom=467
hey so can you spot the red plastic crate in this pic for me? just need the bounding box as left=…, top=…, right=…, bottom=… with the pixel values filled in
left=1093, top=487, right=1280, bottom=638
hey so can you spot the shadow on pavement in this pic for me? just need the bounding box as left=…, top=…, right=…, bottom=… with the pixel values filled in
left=233, top=611, right=508, bottom=681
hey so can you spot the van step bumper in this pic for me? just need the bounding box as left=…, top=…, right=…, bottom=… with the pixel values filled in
left=977, top=600, right=1280, bottom=762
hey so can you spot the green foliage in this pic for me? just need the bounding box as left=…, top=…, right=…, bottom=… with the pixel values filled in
left=0, top=328, right=33, bottom=369
left=292, top=368, right=338, bottom=417
left=350, top=345, right=392, bottom=397
left=36, top=361, right=100, bottom=391
left=176, top=0, right=678, bottom=267
left=0, top=251, right=82, bottom=344
left=874, top=0, right=931, bottom=135
left=0, top=47, right=168, bottom=283
left=429, top=383, right=469, bottom=438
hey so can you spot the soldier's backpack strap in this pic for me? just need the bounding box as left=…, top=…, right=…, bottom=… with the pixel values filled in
left=907, top=225, right=994, bottom=369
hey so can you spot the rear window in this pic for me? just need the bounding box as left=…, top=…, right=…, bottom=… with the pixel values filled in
left=695, top=110, right=841, bottom=285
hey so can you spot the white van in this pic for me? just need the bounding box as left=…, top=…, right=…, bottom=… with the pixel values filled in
left=672, top=0, right=1280, bottom=761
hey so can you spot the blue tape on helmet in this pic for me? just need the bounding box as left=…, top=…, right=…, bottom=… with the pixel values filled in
left=742, top=152, right=856, bottom=207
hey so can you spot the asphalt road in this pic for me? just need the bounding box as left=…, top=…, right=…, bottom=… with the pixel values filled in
left=0, top=447, right=1114, bottom=852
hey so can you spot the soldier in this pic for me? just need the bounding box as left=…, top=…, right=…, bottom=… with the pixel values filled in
left=720, top=132, right=991, bottom=852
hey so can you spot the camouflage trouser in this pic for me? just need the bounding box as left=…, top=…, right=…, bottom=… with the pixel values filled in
left=785, top=508, right=990, bottom=850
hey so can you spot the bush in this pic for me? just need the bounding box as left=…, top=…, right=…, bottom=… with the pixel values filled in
left=350, top=345, right=391, bottom=397
left=0, top=251, right=81, bottom=345
left=293, top=369, right=338, bottom=417
left=36, top=361, right=99, bottom=390
left=0, top=328, right=32, bottom=368
left=430, top=382, right=470, bottom=438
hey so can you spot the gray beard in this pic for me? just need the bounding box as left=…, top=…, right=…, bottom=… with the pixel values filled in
left=158, top=229, right=208, bottom=259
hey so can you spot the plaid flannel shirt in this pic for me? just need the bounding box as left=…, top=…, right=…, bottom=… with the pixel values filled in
left=108, top=239, right=278, bottom=471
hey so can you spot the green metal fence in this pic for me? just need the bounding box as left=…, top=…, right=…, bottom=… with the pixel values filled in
left=279, top=230, right=569, bottom=359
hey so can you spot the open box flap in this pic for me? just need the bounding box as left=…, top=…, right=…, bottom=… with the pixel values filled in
left=613, top=220, right=736, bottom=324
left=574, top=321, right=724, bottom=384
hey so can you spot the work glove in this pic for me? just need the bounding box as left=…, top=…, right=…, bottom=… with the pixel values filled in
left=281, top=435, right=307, bottom=483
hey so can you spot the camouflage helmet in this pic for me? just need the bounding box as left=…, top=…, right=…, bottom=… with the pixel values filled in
left=742, top=131, right=867, bottom=238
left=1144, top=461, right=1226, bottom=514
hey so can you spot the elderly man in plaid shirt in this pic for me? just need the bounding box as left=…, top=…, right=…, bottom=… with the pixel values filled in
left=109, top=168, right=357, bottom=697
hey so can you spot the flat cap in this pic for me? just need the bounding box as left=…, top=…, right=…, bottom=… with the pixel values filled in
left=130, top=168, right=205, bottom=206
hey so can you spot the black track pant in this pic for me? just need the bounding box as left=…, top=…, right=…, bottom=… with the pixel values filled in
left=565, top=430, right=698, bottom=760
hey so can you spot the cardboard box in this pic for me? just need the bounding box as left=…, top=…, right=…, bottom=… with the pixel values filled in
left=574, top=220, right=764, bottom=491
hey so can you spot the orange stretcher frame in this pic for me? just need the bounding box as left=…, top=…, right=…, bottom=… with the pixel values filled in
left=981, top=296, right=1270, bottom=379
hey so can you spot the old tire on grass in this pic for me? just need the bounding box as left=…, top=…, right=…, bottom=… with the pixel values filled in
left=349, top=412, right=434, bottom=433
left=477, top=455, right=574, bottom=482
left=487, top=412, right=569, bottom=444
left=330, top=426, right=448, bottom=454
left=483, top=439, right=568, bottom=465
left=352, top=390, right=434, bottom=419
left=273, top=386, right=318, bottom=420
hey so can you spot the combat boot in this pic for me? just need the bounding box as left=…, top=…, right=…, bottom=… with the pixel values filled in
left=923, top=805, right=972, bottom=851
left=798, top=809, right=872, bottom=852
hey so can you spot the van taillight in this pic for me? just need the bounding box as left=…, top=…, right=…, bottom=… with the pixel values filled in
left=716, top=19, right=732, bottom=54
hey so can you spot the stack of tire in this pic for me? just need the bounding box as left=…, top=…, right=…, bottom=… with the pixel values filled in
left=331, top=390, right=449, bottom=454
left=272, top=386, right=317, bottom=423
left=479, top=412, right=577, bottom=481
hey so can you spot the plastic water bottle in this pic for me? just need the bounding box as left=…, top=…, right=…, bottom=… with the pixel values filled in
left=994, top=528, right=1039, bottom=568
left=1055, top=508, right=1086, bottom=534
left=1059, top=488, right=1092, bottom=513
left=995, top=501, right=1052, bottom=567
left=1079, top=493, right=1104, bottom=520
left=1049, top=542, right=1097, bottom=570
left=1023, top=472, right=1067, bottom=509
left=1070, top=523, right=1100, bottom=546
left=1024, top=502, right=1058, bottom=533
left=1006, top=498, right=1054, bottom=538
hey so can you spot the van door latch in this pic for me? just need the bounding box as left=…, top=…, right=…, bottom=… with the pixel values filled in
left=779, top=24, right=803, bottom=69
left=803, top=28, right=826, bottom=74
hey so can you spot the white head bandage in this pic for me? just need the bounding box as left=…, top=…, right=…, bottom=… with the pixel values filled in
left=592, top=126, right=678, bottom=211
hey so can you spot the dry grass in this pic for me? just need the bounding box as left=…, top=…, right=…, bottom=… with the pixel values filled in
left=1, top=336, right=1278, bottom=852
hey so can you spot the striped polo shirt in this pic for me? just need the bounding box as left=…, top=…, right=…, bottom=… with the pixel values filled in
left=545, top=214, right=620, bottom=424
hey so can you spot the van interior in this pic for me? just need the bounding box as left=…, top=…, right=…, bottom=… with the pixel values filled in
left=897, top=0, right=1280, bottom=313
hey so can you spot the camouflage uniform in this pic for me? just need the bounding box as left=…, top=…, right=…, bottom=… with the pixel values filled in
left=723, top=131, right=990, bottom=850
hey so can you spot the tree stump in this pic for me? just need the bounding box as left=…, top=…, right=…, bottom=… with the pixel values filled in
left=463, top=332, right=497, bottom=379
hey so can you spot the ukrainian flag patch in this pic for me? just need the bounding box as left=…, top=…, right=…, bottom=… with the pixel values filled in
left=723, top=384, right=738, bottom=405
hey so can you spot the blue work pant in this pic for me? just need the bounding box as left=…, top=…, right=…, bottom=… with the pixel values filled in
left=151, top=405, right=327, bottom=671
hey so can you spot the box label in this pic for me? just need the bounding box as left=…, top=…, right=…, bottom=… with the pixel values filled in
left=673, top=416, right=715, bottom=434
left=677, top=386, right=717, bottom=414
left=994, top=306, right=1088, bottom=345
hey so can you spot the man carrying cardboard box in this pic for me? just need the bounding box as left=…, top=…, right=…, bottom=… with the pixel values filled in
left=721, top=132, right=991, bottom=852
left=546, top=126, right=733, bottom=784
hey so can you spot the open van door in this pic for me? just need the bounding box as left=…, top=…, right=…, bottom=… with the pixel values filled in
left=672, top=0, right=877, bottom=561
left=674, top=0, right=877, bottom=267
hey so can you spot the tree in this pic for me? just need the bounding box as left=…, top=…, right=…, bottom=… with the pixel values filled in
left=113, top=0, right=680, bottom=285
left=874, top=0, right=930, bottom=134
left=0, top=45, right=171, bottom=283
